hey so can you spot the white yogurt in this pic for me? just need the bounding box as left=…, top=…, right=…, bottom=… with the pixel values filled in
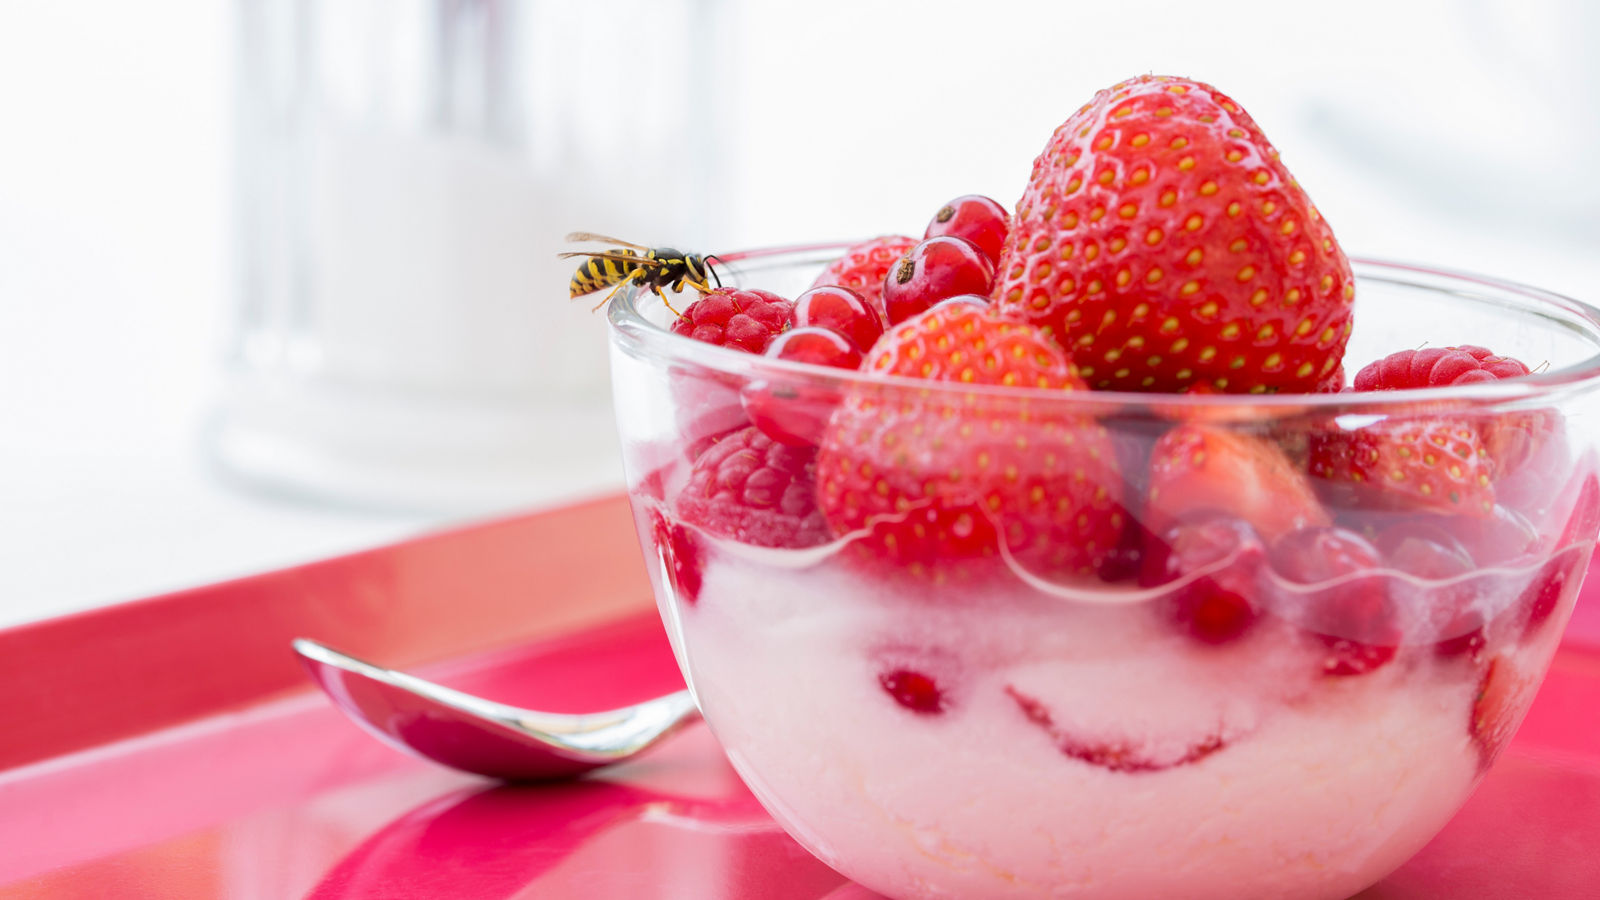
left=666, top=543, right=1566, bottom=900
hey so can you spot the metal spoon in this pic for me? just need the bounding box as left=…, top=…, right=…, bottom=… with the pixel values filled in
left=292, top=638, right=700, bottom=781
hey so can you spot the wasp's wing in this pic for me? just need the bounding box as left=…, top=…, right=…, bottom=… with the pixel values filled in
left=557, top=250, right=663, bottom=265
left=564, top=232, right=652, bottom=251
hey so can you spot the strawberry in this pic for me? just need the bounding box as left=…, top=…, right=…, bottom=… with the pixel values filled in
left=879, top=668, right=947, bottom=714
left=1146, top=423, right=1330, bottom=543
left=815, top=304, right=1123, bottom=581
left=1488, top=407, right=1565, bottom=489
left=1352, top=345, right=1530, bottom=391
left=1522, top=473, right=1599, bottom=635
left=1309, top=417, right=1495, bottom=517
left=1314, top=363, right=1347, bottom=393
left=1470, top=654, right=1533, bottom=770
left=810, top=235, right=918, bottom=318
left=675, top=425, right=830, bottom=549
left=1006, top=684, right=1228, bottom=772
left=669, top=287, right=793, bottom=352
left=994, top=75, right=1353, bottom=394
left=650, top=509, right=706, bottom=606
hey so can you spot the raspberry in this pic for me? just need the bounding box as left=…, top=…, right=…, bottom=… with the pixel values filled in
left=670, top=288, right=793, bottom=352
left=674, top=425, right=829, bottom=549
left=1352, top=345, right=1530, bottom=391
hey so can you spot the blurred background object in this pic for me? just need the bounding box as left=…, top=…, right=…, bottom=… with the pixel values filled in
left=2, top=0, right=1597, bottom=625
left=214, top=0, right=722, bottom=512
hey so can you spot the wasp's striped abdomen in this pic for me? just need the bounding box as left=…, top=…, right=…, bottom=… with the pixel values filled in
left=569, top=249, right=644, bottom=299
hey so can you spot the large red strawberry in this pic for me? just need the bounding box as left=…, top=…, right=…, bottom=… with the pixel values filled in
left=1146, top=424, right=1330, bottom=543
left=1309, top=417, right=1495, bottom=517
left=810, top=235, right=918, bottom=320
left=815, top=304, right=1123, bottom=581
left=994, top=75, right=1353, bottom=394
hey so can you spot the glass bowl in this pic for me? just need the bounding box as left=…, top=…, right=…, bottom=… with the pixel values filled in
left=607, top=243, right=1600, bottom=900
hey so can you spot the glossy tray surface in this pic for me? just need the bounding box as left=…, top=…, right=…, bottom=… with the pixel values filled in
left=3, top=496, right=1598, bottom=898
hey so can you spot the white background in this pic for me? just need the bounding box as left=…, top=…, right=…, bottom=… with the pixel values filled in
left=2, top=0, right=1598, bottom=626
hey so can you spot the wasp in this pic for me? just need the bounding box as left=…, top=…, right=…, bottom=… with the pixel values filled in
left=560, top=232, right=722, bottom=313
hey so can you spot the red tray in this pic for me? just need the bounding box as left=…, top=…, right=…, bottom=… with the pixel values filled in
left=3, top=494, right=1599, bottom=899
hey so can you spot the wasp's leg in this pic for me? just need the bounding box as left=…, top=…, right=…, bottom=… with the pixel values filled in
left=590, top=279, right=632, bottom=312
left=650, top=281, right=683, bottom=317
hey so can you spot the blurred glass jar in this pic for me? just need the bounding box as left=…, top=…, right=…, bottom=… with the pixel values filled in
left=210, top=0, right=723, bottom=513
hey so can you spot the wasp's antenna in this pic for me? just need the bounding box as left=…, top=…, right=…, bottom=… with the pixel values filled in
left=705, top=255, right=725, bottom=289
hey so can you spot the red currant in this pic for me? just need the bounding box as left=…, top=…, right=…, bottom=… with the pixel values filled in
left=1270, top=526, right=1397, bottom=676
left=924, top=194, right=1010, bottom=266
left=741, top=327, right=859, bottom=448
left=1143, top=517, right=1263, bottom=644
left=1378, top=524, right=1480, bottom=659
left=764, top=326, right=863, bottom=369
left=880, top=236, right=995, bottom=326
left=791, top=285, right=886, bottom=353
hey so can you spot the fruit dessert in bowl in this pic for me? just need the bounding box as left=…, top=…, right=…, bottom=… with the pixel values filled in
left=602, top=75, right=1600, bottom=899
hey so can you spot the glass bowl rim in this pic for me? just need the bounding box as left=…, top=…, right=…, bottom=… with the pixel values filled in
left=607, top=241, right=1600, bottom=416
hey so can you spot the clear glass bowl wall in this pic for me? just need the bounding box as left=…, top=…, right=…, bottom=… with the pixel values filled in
left=606, top=245, right=1600, bottom=900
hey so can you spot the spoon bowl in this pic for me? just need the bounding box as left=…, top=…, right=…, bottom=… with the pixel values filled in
left=293, top=638, right=700, bottom=781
